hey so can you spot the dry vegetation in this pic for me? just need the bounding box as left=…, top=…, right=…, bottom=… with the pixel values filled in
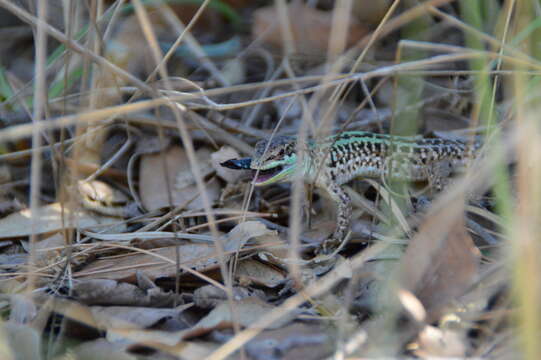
left=0, top=0, right=539, bottom=359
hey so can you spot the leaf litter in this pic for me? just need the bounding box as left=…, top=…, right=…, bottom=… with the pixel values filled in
left=0, top=0, right=525, bottom=359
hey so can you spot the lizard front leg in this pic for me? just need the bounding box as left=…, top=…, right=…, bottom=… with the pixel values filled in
left=319, top=182, right=352, bottom=254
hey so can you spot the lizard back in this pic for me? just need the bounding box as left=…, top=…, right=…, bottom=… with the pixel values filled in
left=308, top=131, right=480, bottom=186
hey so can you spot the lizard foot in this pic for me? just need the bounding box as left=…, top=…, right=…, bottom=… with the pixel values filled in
left=317, top=231, right=351, bottom=255
left=318, top=238, right=340, bottom=255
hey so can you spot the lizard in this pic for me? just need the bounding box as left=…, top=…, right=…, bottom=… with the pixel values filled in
left=221, top=131, right=481, bottom=254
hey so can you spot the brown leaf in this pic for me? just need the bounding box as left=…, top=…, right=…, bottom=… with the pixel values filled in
left=33, top=232, right=65, bottom=268
left=193, top=284, right=266, bottom=309
left=235, top=259, right=287, bottom=288
left=140, top=340, right=219, bottom=360
left=246, top=322, right=331, bottom=360
left=75, top=243, right=220, bottom=282
left=139, top=146, right=219, bottom=211
left=110, top=297, right=298, bottom=346
left=222, top=221, right=273, bottom=253
left=89, top=304, right=192, bottom=330
left=68, top=339, right=136, bottom=360
left=0, top=203, right=119, bottom=239
left=252, top=3, right=368, bottom=57
left=398, top=199, right=480, bottom=322
left=71, top=279, right=181, bottom=307
left=75, top=222, right=273, bottom=283
left=352, top=0, right=393, bottom=25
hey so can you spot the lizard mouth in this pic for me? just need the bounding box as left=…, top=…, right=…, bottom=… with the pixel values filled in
left=252, top=165, right=284, bottom=184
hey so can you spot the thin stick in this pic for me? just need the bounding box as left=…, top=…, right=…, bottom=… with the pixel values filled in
left=28, top=0, right=48, bottom=294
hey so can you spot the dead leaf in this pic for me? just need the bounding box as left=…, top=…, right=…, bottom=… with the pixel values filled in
left=110, top=297, right=298, bottom=346
left=0, top=203, right=119, bottom=239
left=398, top=199, right=480, bottom=322
left=137, top=340, right=219, bottom=360
left=252, top=3, right=368, bottom=57
left=301, top=220, right=336, bottom=247
left=235, top=259, right=287, bottom=288
left=75, top=222, right=273, bottom=283
left=249, top=230, right=288, bottom=263
left=245, top=322, right=331, bottom=360
left=352, top=0, right=393, bottom=25
left=90, top=304, right=192, bottom=331
left=139, top=146, right=219, bottom=211
left=183, top=296, right=297, bottom=335
left=33, top=232, right=65, bottom=268
left=71, top=279, right=182, bottom=307
left=74, top=243, right=219, bottom=283
left=68, top=338, right=136, bottom=360
left=193, top=284, right=266, bottom=309
left=222, top=221, right=273, bottom=253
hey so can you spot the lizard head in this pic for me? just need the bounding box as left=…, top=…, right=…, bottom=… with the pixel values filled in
left=250, top=135, right=297, bottom=186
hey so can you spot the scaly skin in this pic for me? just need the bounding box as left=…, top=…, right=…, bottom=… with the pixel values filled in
left=247, top=131, right=481, bottom=253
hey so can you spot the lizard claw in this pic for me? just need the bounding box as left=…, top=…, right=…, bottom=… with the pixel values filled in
left=319, top=238, right=339, bottom=254
left=317, top=231, right=351, bottom=255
